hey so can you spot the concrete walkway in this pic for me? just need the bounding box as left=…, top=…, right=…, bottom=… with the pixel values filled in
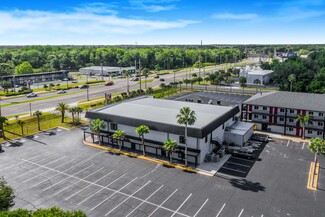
left=255, top=130, right=310, bottom=143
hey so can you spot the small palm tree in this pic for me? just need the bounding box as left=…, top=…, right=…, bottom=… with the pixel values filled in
left=55, top=102, right=69, bottom=123
left=178, top=81, right=183, bottom=92
left=288, top=74, right=296, bottom=92
left=0, top=116, right=8, bottom=138
left=163, top=139, right=178, bottom=163
left=33, top=110, right=42, bottom=131
left=123, top=70, right=131, bottom=94
left=176, top=107, right=197, bottom=166
left=68, top=107, right=76, bottom=124
left=253, top=79, right=261, bottom=93
left=160, top=83, right=166, bottom=94
left=17, top=120, right=25, bottom=135
left=296, top=114, right=312, bottom=140
left=135, top=125, right=150, bottom=156
left=113, top=129, right=126, bottom=150
left=75, top=107, right=83, bottom=124
left=90, top=119, right=105, bottom=145
left=239, top=76, right=247, bottom=93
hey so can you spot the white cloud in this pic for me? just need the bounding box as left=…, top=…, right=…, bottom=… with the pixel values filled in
left=128, top=0, right=178, bottom=12
left=211, top=13, right=259, bottom=20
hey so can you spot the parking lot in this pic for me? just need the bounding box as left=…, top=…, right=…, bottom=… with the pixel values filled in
left=1, top=129, right=325, bottom=217
left=170, top=92, right=251, bottom=106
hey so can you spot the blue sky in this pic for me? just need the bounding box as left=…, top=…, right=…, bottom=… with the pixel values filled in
left=0, top=0, right=325, bottom=45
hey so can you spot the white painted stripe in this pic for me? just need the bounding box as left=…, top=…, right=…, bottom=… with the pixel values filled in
left=52, top=167, right=104, bottom=196
left=16, top=156, right=66, bottom=179
left=222, top=167, right=247, bottom=174
left=193, top=198, right=209, bottom=217
left=302, top=142, right=305, bottom=149
left=171, top=193, right=192, bottom=217
left=22, top=159, right=189, bottom=217
left=65, top=170, right=114, bottom=200
left=125, top=185, right=164, bottom=217
left=287, top=140, right=290, bottom=146
left=42, top=164, right=93, bottom=191
left=226, top=161, right=251, bottom=168
left=216, top=203, right=226, bottom=217
left=231, top=157, right=255, bottom=163
left=90, top=177, right=138, bottom=211
left=148, top=189, right=178, bottom=217
left=238, top=209, right=244, bottom=217
left=104, top=181, right=151, bottom=216
left=77, top=173, right=126, bottom=205
left=23, top=158, right=76, bottom=183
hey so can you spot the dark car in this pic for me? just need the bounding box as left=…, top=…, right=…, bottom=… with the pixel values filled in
left=154, top=75, right=160, bottom=79
left=105, top=81, right=114, bottom=86
left=159, top=78, right=165, bottom=82
left=80, top=84, right=89, bottom=89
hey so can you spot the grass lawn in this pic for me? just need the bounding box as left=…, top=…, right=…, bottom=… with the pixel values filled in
left=0, top=112, right=86, bottom=142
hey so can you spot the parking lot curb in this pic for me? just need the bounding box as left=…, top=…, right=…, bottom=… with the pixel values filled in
left=307, top=162, right=320, bottom=190
left=83, top=140, right=213, bottom=177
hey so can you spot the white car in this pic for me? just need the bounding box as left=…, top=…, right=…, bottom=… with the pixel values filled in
left=57, top=90, right=67, bottom=94
left=26, top=93, right=38, bottom=98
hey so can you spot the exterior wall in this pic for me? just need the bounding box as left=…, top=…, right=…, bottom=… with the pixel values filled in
left=211, top=117, right=235, bottom=143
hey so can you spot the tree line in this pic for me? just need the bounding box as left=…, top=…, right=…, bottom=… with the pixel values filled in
left=261, top=50, right=325, bottom=93
left=0, top=46, right=243, bottom=75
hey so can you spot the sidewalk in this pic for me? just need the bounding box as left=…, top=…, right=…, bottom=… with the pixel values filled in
left=255, top=131, right=310, bottom=143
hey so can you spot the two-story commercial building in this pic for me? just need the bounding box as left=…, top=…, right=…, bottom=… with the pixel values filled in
left=85, top=97, right=249, bottom=165
left=241, top=92, right=325, bottom=139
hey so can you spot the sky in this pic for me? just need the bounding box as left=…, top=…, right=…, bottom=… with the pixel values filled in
left=0, top=0, right=325, bottom=45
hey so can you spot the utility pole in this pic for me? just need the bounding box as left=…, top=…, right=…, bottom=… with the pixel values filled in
left=139, top=58, right=142, bottom=92
left=29, top=103, right=32, bottom=116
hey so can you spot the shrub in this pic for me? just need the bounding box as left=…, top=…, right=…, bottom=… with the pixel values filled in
left=0, top=177, right=15, bottom=211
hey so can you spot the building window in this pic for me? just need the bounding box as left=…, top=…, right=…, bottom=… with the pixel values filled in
left=254, top=106, right=259, bottom=110
left=222, top=124, right=225, bottom=129
left=309, top=111, right=314, bottom=115
left=319, top=112, right=324, bottom=117
left=317, top=131, right=323, bottom=136
left=318, top=122, right=324, bottom=126
left=288, top=127, right=294, bottom=132
left=280, top=108, right=285, bottom=113
left=280, top=117, right=284, bottom=122
left=308, top=130, right=313, bottom=134
left=254, top=114, right=258, bottom=119
left=289, top=119, right=294, bottom=123
left=205, top=136, right=208, bottom=143
left=290, top=109, right=294, bottom=113
left=179, top=136, right=186, bottom=144
left=263, top=107, right=267, bottom=110
left=262, top=115, right=267, bottom=119
left=110, top=123, right=117, bottom=130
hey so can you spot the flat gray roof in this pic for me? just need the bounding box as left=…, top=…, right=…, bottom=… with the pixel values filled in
left=247, top=70, right=273, bottom=76
left=226, top=122, right=254, bottom=136
left=86, top=97, right=240, bottom=138
left=244, top=92, right=325, bottom=112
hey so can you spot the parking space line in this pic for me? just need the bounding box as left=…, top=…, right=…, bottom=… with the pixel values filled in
left=287, top=140, right=290, bottom=146
left=193, top=198, right=209, bottom=217
left=16, top=156, right=66, bottom=179
left=65, top=170, right=115, bottom=200
left=42, top=164, right=93, bottom=191
left=125, top=185, right=164, bottom=217
left=216, top=203, right=226, bottom=217
left=77, top=173, right=126, bottom=205
left=231, top=157, right=255, bottom=163
left=52, top=167, right=104, bottom=196
left=171, top=193, right=192, bottom=217
left=22, top=159, right=189, bottom=217
left=104, top=181, right=151, bottom=216
left=226, top=161, right=251, bottom=168
left=238, top=209, right=244, bottom=217
left=0, top=153, right=52, bottom=172
left=90, top=177, right=139, bottom=211
left=222, top=167, right=247, bottom=174
left=23, top=158, right=76, bottom=183
left=302, top=142, right=305, bottom=149
left=148, top=189, right=178, bottom=217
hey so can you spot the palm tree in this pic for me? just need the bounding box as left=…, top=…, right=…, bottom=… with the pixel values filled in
left=308, top=137, right=325, bottom=165
left=135, top=125, right=150, bottom=156
left=55, top=102, right=69, bottom=123
left=0, top=116, right=8, bottom=138
left=142, top=68, right=150, bottom=89
left=17, top=120, right=25, bottom=135
left=123, top=70, right=131, bottom=94
left=288, top=74, right=296, bottom=92
left=33, top=110, right=42, bottom=131
left=75, top=107, right=83, bottom=124
left=176, top=107, right=197, bottom=166
left=296, top=114, right=312, bottom=140
left=163, top=138, right=178, bottom=163
left=113, top=129, right=126, bottom=150
left=90, top=119, right=105, bottom=145
left=160, top=83, right=166, bottom=94
left=239, top=76, right=247, bottom=93
left=253, top=79, right=261, bottom=93
left=68, top=107, right=76, bottom=124
left=178, top=81, right=183, bottom=92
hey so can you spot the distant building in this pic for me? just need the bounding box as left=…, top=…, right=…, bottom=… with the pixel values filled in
left=241, top=92, right=325, bottom=139
left=0, top=70, right=69, bottom=86
left=240, top=69, right=273, bottom=85
left=79, top=66, right=136, bottom=76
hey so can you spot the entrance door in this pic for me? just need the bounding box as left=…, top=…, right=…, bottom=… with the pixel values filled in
left=262, top=123, right=268, bottom=131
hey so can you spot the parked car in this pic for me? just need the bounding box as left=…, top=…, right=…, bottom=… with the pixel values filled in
left=154, top=75, right=160, bottom=79
left=57, top=90, right=67, bottom=94
left=105, top=81, right=114, bottom=86
left=71, top=80, right=78, bottom=83
left=26, top=93, right=38, bottom=98
left=80, top=84, right=89, bottom=89
left=159, top=78, right=165, bottom=82
left=132, top=77, right=139, bottom=81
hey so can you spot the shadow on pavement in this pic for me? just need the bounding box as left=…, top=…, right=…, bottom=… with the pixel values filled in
left=230, top=178, right=265, bottom=192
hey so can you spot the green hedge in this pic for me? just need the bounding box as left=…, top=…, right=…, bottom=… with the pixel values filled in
left=85, top=80, right=105, bottom=84
left=0, top=207, right=86, bottom=217
left=0, top=90, right=33, bottom=97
